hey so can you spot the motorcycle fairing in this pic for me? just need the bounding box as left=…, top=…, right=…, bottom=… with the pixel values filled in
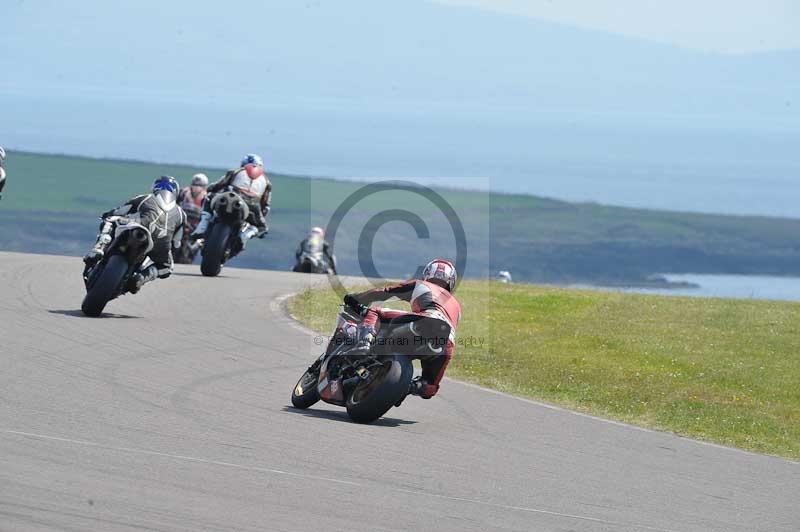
left=317, top=356, right=347, bottom=406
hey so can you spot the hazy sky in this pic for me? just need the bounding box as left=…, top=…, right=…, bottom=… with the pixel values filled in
left=434, top=0, right=800, bottom=53
left=2, top=0, right=798, bottom=216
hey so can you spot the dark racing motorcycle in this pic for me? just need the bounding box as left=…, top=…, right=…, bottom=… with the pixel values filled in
left=81, top=217, right=153, bottom=317
left=293, top=249, right=335, bottom=274
left=291, top=304, right=451, bottom=423
left=199, top=191, right=254, bottom=277
left=175, top=203, right=203, bottom=264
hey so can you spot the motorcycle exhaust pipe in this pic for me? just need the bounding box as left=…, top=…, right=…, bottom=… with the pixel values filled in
left=342, top=375, right=363, bottom=389
left=131, top=228, right=148, bottom=243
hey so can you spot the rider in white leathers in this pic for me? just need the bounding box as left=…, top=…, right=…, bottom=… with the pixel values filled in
left=191, top=154, right=272, bottom=246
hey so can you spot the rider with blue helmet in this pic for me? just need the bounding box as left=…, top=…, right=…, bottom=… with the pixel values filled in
left=83, top=176, right=187, bottom=293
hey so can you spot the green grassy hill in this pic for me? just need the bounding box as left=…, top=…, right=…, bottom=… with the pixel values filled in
left=2, top=151, right=800, bottom=285
left=289, top=282, right=800, bottom=459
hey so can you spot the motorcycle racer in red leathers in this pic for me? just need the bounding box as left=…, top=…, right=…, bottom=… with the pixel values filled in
left=343, top=259, right=461, bottom=399
left=178, top=173, right=209, bottom=221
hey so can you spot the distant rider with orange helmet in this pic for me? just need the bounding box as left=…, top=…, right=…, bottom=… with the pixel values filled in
left=191, top=154, right=272, bottom=246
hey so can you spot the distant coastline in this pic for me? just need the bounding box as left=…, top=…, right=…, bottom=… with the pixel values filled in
left=2, top=151, right=800, bottom=291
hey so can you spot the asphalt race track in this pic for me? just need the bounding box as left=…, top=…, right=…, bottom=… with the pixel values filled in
left=0, top=251, right=797, bottom=531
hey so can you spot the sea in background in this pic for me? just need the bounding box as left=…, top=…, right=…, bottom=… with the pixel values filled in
left=582, top=274, right=800, bottom=302
left=1, top=90, right=799, bottom=218
left=2, top=89, right=800, bottom=302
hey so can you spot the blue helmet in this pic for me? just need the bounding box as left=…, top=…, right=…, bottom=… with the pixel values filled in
left=241, top=153, right=264, bottom=168
left=152, top=175, right=179, bottom=210
left=153, top=175, right=179, bottom=194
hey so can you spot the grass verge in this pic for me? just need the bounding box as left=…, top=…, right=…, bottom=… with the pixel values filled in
left=288, top=281, right=800, bottom=460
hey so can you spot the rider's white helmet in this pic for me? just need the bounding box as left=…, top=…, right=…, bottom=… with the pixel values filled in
left=190, top=173, right=209, bottom=187
left=496, top=270, right=512, bottom=283
left=422, top=259, right=457, bottom=292
left=0, top=146, right=6, bottom=162
left=310, top=226, right=325, bottom=238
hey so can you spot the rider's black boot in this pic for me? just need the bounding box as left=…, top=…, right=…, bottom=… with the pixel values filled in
left=127, top=264, right=158, bottom=294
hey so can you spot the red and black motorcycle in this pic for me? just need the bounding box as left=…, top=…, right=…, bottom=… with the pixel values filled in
left=175, top=192, right=204, bottom=264
left=291, top=304, right=451, bottom=423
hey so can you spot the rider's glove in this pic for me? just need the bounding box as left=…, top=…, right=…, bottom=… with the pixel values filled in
left=344, top=294, right=368, bottom=316
left=102, top=214, right=129, bottom=225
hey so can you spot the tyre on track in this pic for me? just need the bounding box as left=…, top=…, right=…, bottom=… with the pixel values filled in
left=291, top=369, right=321, bottom=409
left=200, top=224, right=230, bottom=277
left=81, top=255, right=129, bottom=317
left=346, top=355, right=413, bottom=423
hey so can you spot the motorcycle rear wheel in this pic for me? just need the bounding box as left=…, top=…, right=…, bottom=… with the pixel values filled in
left=345, top=355, right=413, bottom=423
left=81, top=255, right=129, bottom=317
left=200, top=223, right=230, bottom=277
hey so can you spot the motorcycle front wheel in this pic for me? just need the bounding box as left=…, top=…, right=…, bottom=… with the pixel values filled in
left=291, top=367, right=321, bottom=409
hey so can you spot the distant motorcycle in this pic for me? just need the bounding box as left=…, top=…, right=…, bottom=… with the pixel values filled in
left=199, top=191, right=255, bottom=277
left=81, top=217, right=153, bottom=316
left=175, top=206, right=203, bottom=264
left=293, top=250, right=335, bottom=274
left=291, top=304, right=451, bottom=423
